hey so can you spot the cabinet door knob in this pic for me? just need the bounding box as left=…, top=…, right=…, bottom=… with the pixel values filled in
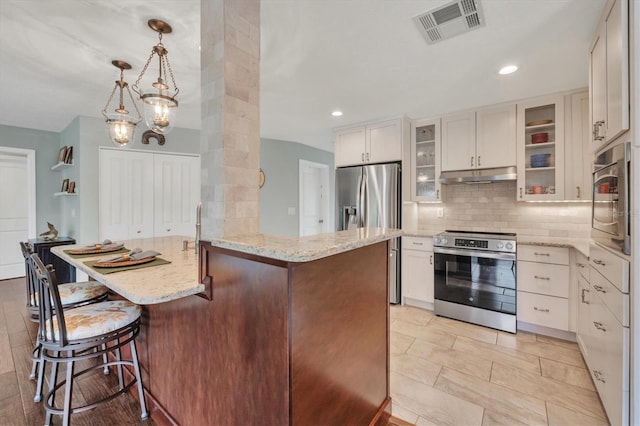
left=137, top=230, right=141, bottom=234
left=167, top=228, right=171, bottom=232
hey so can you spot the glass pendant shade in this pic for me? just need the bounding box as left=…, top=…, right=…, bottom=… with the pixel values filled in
left=102, top=60, right=141, bottom=147
left=133, top=19, right=180, bottom=136
left=106, top=115, right=137, bottom=147
left=140, top=90, right=178, bottom=134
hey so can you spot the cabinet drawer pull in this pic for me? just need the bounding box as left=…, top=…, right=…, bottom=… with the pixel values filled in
left=576, top=262, right=585, bottom=268
left=593, top=370, right=606, bottom=383
left=361, top=153, right=365, bottom=162
left=477, top=156, right=481, bottom=167
left=592, top=258, right=606, bottom=266
left=534, top=275, right=550, bottom=280
left=581, top=289, right=589, bottom=304
left=533, top=307, right=549, bottom=313
left=534, top=252, right=550, bottom=256
left=436, top=189, right=440, bottom=200
left=412, top=242, right=424, bottom=246
left=593, top=285, right=607, bottom=294
left=470, top=156, right=474, bottom=167
left=430, top=255, right=433, bottom=265
left=593, top=321, right=607, bottom=332
left=576, top=186, right=581, bottom=199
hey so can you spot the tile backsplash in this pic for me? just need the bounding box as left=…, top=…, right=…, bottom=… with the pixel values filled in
left=411, top=181, right=591, bottom=238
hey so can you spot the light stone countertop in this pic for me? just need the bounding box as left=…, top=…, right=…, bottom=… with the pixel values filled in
left=52, top=230, right=402, bottom=304
left=52, top=235, right=203, bottom=305
left=402, top=230, right=437, bottom=238
left=516, top=236, right=590, bottom=257
left=207, top=227, right=403, bottom=262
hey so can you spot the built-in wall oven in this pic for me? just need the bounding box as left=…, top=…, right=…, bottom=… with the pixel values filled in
left=433, top=231, right=517, bottom=333
left=592, top=141, right=631, bottom=255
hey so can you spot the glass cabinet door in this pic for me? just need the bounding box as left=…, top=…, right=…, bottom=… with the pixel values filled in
left=412, top=118, right=441, bottom=202
left=516, top=96, right=565, bottom=200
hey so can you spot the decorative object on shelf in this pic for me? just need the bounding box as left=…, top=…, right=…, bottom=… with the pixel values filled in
left=259, top=169, right=265, bottom=188
left=102, top=60, right=141, bottom=147
left=141, top=129, right=166, bottom=145
left=39, top=222, right=59, bottom=240
left=133, top=19, right=179, bottom=135
left=526, top=119, right=553, bottom=127
left=531, top=132, right=548, bottom=144
left=61, top=179, right=69, bottom=192
left=68, top=181, right=76, bottom=193
left=530, top=153, right=551, bottom=168
left=58, top=146, right=68, bottom=163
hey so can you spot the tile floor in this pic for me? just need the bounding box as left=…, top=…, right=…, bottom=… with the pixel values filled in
left=390, top=305, right=609, bottom=426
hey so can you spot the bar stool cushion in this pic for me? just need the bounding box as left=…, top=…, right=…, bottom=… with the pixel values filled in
left=34, top=281, right=109, bottom=307
left=46, top=300, right=141, bottom=341
left=59, top=281, right=109, bottom=305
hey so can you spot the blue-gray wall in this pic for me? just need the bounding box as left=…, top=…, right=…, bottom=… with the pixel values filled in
left=2, top=119, right=334, bottom=242
left=0, top=124, right=61, bottom=234
left=260, top=138, right=334, bottom=237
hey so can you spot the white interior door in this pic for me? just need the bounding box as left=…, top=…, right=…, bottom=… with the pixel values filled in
left=0, top=148, right=36, bottom=279
left=153, top=154, right=200, bottom=237
left=299, top=160, right=329, bottom=237
left=99, top=149, right=154, bottom=240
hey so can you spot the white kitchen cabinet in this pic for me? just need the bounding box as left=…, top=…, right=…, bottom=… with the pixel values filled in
left=564, top=91, right=592, bottom=200
left=401, top=236, right=434, bottom=310
left=334, top=118, right=403, bottom=167
left=576, top=269, right=591, bottom=358
left=99, top=149, right=200, bottom=240
left=590, top=0, right=629, bottom=150
left=516, top=95, right=565, bottom=201
left=411, top=118, right=441, bottom=201
left=441, top=104, right=516, bottom=172
left=516, top=245, right=570, bottom=332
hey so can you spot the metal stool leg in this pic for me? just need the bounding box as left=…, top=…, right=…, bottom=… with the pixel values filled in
left=115, top=339, right=124, bottom=390
left=62, top=351, right=74, bottom=426
left=102, top=343, right=110, bottom=375
left=130, top=339, right=148, bottom=419
left=34, top=344, right=45, bottom=402
left=30, top=342, right=40, bottom=379
left=44, top=350, right=59, bottom=426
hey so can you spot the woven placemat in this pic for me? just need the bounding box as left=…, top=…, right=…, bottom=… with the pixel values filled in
left=64, top=247, right=129, bottom=259
left=83, top=257, right=171, bottom=275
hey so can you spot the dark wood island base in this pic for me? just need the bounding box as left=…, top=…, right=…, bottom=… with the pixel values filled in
left=122, top=239, right=391, bottom=425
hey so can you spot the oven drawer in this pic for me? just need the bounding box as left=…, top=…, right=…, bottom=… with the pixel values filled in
left=517, top=292, right=569, bottom=331
left=517, top=245, right=569, bottom=265
left=589, top=242, right=629, bottom=293
left=517, top=261, right=569, bottom=298
left=403, top=236, right=433, bottom=252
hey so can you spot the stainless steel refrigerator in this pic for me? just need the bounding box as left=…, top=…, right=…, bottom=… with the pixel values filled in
left=335, top=162, right=401, bottom=303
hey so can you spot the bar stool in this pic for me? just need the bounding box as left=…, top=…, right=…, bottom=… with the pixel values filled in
left=29, top=253, right=149, bottom=426
left=19, top=241, right=110, bottom=402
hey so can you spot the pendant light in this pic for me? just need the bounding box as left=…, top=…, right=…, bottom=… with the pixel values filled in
left=133, top=19, right=179, bottom=135
left=102, top=60, right=142, bottom=147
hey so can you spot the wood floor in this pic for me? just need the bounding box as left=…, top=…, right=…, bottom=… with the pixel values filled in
left=0, top=277, right=154, bottom=426
left=390, top=305, right=609, bottom=425
left=1, top=275, right=609, bottom=425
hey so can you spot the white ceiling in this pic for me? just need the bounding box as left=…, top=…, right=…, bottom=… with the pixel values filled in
left=0, top=0, right=605, bottom=153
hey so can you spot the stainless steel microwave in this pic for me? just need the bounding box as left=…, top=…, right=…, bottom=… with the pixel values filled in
left=592, top=141, right=631, bottom=255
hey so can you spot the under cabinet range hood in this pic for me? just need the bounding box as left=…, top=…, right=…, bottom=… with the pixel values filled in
left=439, top=166, right=517, bottom=184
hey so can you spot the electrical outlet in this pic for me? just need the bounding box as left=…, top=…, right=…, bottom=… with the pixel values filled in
left=436, top=207, right=444, bottom=218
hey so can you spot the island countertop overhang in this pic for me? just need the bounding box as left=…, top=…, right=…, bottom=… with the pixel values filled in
left=204, top=227, right=402, bottom=262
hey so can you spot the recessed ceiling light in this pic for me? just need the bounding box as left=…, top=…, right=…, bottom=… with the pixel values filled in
left=499, top=65, right=518, bottom=75
left=331, top=110, right=343, bottom=117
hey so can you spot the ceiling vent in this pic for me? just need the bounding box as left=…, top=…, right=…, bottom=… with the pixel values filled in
left=414, top=0, right=485, bottom=44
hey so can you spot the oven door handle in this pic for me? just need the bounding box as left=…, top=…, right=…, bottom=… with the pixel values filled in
left=433, top=246, right=516, bottom=261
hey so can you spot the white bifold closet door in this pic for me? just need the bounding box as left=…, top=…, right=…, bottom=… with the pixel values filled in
left=99, top=149, right=200, bottom=241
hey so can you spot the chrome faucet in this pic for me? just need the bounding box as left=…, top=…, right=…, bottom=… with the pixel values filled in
left=195, top=202, right=202, bottom=254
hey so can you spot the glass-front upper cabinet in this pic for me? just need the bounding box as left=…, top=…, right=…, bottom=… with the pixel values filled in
left=411, top=118, right=441, bottom=202
left=516, top=95, right=565, bottom=201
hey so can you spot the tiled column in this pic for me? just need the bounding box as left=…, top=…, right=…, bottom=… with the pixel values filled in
left=200, top=0, right=260, bottom=238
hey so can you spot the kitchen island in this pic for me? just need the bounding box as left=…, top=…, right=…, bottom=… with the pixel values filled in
left=52, top=228, right=400, bottom=425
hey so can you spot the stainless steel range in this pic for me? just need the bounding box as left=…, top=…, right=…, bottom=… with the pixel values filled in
left=433, top=230, right=517, bottom=333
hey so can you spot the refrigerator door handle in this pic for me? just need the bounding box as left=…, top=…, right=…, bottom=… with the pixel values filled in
left=358, top=170, right=366, bottom=227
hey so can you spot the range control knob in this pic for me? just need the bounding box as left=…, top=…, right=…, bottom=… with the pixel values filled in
left=496, top=242, right=504, bottom=249
left=441, top=238, right=448, bottom=245
left=505, top=242, right=514, bottom=251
